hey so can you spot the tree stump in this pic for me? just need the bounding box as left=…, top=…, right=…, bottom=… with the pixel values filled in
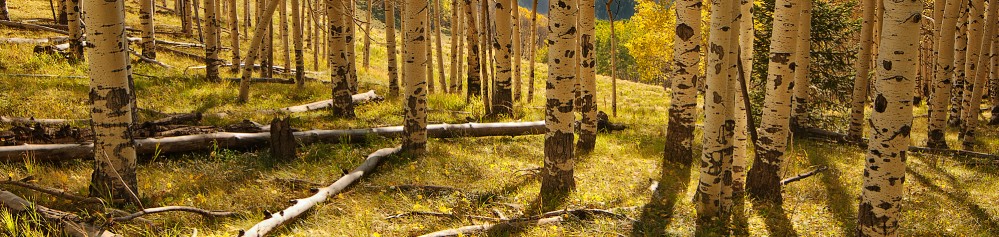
left=270, top=117, right=296, bottom=161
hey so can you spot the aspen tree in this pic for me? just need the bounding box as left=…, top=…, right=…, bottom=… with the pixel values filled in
left=292, top=0, right=305, bottom=89
left=959, top=0, right=985, bottom=136
left=237, top=0, right=283, bottom=103
left=576, top=0, right=597, bottom=151
left=83, top=0, right=139, bottom=201
left=790, top=0, right=812, bottom=128
left=511, top=0, right=521, bottom=100
left=434, top=0, right=446, bottom=93
left=480, top=0, right=491, bottom=111
left=402, top=0, right=429, bottom=154
left=329, top=0, right=356, bottom=117
left=0, top=0, right=8, bottom=21
left=347, top=1, right=357, bottom=93
left=949, top=2, right=970, bottom=126
left=140, top=0, right=156, bottom=59
left=848, top=0, right=878, bottom=140
left=230, top=0, right=241, bottom=70
left=540, top=0, right=578, bottom=197
left=364, top=0, right=372, bottom=68
left=464, top=0, right=481, bottom=101
left=386, top=0, right=399, bottom=96
left=734, top=0, right=753, bottom=196
left=927, top=0, right=965, bottom=148
left=281, top=0, right=291, bottom=71
left=856, top=0, right=920, bottom=234
left=425, top=7, right=435, bottom=94
left=663, top=0, right=701, bottom=166
left=607, top=0, right=617, bottom=117
left=697, top=0, right=738, bottom=222
left=183, top=0, right=193, bottom=35
left=526, top=0, right=538, bottom=102
left=491, top=0, right=514, bottom=116
left=449, top=0, right=461, bottom=93
left=744, top=0, right=800, bottom=203
left=206, top=0, right=221, bottom=81
left=961, top=0, right=999, bottom=145
left=67, top=0, right=83, bottom=61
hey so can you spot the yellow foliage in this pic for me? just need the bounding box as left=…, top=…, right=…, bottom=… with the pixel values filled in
left=623, top=0, right=676, bottom=82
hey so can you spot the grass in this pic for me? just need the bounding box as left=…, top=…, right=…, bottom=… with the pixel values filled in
left=1, top=0, right=999, bottom=236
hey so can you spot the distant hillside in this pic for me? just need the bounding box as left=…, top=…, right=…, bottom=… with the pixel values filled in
left=516, top=0, right=637, bottom=20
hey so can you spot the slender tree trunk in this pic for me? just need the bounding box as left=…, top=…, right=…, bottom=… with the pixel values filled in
left=83, top=0, right=139, bottom=201
left=434, top=0, right=447, bottom=93
left=386, top=0, right=399, bottom=96
left=991, top=41, right=999, bottom=125
left=449, top=0, right=461, bottom=93
left=607, top=0, right=617, bottom=117
left=697, top=0, right=738, bottom=223
left=346, top=1, right=357, bottom=94
left=464, top=0, right=481, bottom=101
left=425, top=7, right=435, bottom=94
left=576, top=0, right=596, bottom=151
left=244, top=0, right=250, bottom=39
left=312, top=0, right=320, bottom=70
left=0, top=0, right=9, bottom=21
left=194, top=0, right=205, bottom=42
left=364, top=0, right=372, bottom=68
left=961, top=0, right=998, bottom=145
left=540, top=0, right=577, bottom=198
left=206, top=0, right=221, bottom=81
left=140, top=0, right=157, bottom=59
left=292, top=0, right=305, bottom=89
left=949, top=2, right=970, bottom=127
left=229, top=0, right=241, bottom=70
left=491, top=0, right=514, bottom=116
left=927, top=0, right=965, bottom=148
left=402, top=0, right=429, bottom=154
left=281, top=0, right=291, bottom=71
left=848, top=0, right=878, bottom=140
left=857, top=0, right=919, bottom=234
left=744, top=0, right=800, bottom=204
left=454, top=8, right=465, bottom=92
left=183, top=0, right=193, bottom=35
left=66, top=0, right=83, bottom=62
left=480, top=0, right=491, bottom=112
left=511, top=0, right=521, bottom=101
left=527, top=0, right=538, bottom=102
left=329, top=0, right=357, bottom=117
left=662, top=0, right=701, bottom=167
left=237, top=0, right=282, bottom=103
left=58, top=0, right=67, bottom=24
left=734, top=0, right=753, bottom=197
left=959, top=0, right=984, bottom=137
left=790, top=0, right=812, bottom=128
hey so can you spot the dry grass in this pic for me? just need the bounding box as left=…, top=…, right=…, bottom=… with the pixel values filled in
left=1, top=0, right=998, bottom=236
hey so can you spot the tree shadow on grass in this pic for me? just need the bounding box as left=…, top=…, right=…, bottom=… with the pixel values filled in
left=907, top=165, right=999, bottom=233
left=629, top=163, right=692, bottom=237
left=750, top=200, right=798, bottom=237
left=809, top=150, right=858, bottom=236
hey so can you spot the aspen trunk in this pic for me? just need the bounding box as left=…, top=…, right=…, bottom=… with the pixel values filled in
left=448, top=0, right=461, bottom=93
left=697, top=0, right=738, bottom=222
left=364, top=0, right=372, bottom=68
left=734, top=0, right=753, bottom=196
left=194, top=0, right=205, bottom=42
left=527, top=0, right=539, bottom=102
left=292, top=0, right=305, bottom=88
left=607, top=0, right=616, bottom=117
left=140, top=0, right=157, bottom=59
left=927, top=0, right=965, bottom=148
left=386, top=0, right=399, bottom=96
left=744, top=0, right=800, bottom=203
left=949, top=3, right=970, bottom=127
left=480, top=0, right=491, bottom=112
left=236, top=0, right=283, bottom=103
left=58, top=0, right=67, bottom=24
left=0, top=0, right=8, bottom=21
left=491, top=0, right=514, bottom=116
left=183, top=0, right=193, bottom=35
left=464, top=0, right=481, bottom=101
left=511, top=0, right=521, bottom=101
left=959, top=0, right=985, bottom=137
left=229, top=0, right=241, bottom=70
left=426, top=8, right=435, bottom=94
left=960, top=0, right=999, bottom=145
left=848, top=0, right=878, bottom=140
left=205, top=0, right=221, bottom=81
left=403, top=0, right=429, bottom=153
left=790, top=0, right=812, bottom=128
left=991, top=40, right=999, bottom=125
left=540, top=0, right=577, bottom=197
left=281, top=0, right=290, bottom=71
left=346, top=1, right=357, bottom=94
left=83, top=0, right=139, bottom=201
left=856, top=0, right=919, bottom=234
left=66, top=0, right=83, bottom=61
left=455, top=10, right=465, bottom=92
left=434, top=0, right=446, bottom=93
left=576, top=0, right=597, bottom=151
left=329, top=0, right=356, bottom=117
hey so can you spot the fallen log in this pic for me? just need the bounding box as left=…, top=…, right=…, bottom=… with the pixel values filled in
left=0, top=121, right=546, bottom=162
left=239, top=147, right=402, bottom=237
left=418, top=216, right=564, bottom=237
left=113, top=206, right=236, bottom=222
left=128, top=50, right=173, bottom=68
left=0, top=116, right=88, bottom=125
left=0, top=73, right=85, bottom=79
left=0, top=20, right=69, bottom=34
left=385, top=211, right=502, bottom=222
left=267, top=90, right=384, bottom=113
left=798, top=126, right=999, bottom=160
left=0, top=36, right=69, bottom=44
left=780, top=166, right=829, bottom=185
left=0, top=189, right=120, bottom=237
left=0, top=176, right=108, bottom=204
left=226, top=77, right=296, bottom=84
left=158, top=45, right=206, bottom=61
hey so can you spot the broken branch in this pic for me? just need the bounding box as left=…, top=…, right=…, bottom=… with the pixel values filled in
left=780, top=166, right=829, bottom=185
left=112, top=206, right=237, bottom=222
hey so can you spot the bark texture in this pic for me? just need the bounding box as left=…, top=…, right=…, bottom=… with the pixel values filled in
left=848, top=0, right=877, bottom=140
left=961, top=0, right=999, bottom=145
left=328, top=0, right=356, bottom=117
left=83, top=0, right=139, bottom=201
left=527, top=0, right=539, bottom=102
left=663, top=0, right=701, bottom=167
left=386, top=0, right=399, bottom=96
left=576, top=0, right=597, bottom=151
left=512, top=0, right=521, bottom=100
left=857, top=0, right=919, bottom=234
left=140, top=0, right=157, bottom=59
left=540, top=0, right=577, bottom=197
left=491, top=0, right=514, bottom=116
left=66, top=0, right=83, bottom=61
left=403, top=0, right=429, bottom=153
left=790, top=0, right=812, bottom=127
left=236, top=0, right=283, bottom=103
left=697, top=0, right=738, bottom=222
left=464, top=0, right=481, bottom=100
left=205, top=0, right=221, bottom=81
left=229, top=0, right=241, bottom=69
left=927, top=0, right=965, bottom=148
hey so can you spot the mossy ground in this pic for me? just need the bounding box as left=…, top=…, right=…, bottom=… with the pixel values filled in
left=1, top=0, right=998, bottom=236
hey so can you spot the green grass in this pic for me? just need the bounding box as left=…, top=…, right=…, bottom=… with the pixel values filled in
left=2, top=0, right=999, bottom=236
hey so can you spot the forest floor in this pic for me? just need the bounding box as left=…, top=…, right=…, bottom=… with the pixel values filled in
left=2, top=0, right=999, bottom=236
